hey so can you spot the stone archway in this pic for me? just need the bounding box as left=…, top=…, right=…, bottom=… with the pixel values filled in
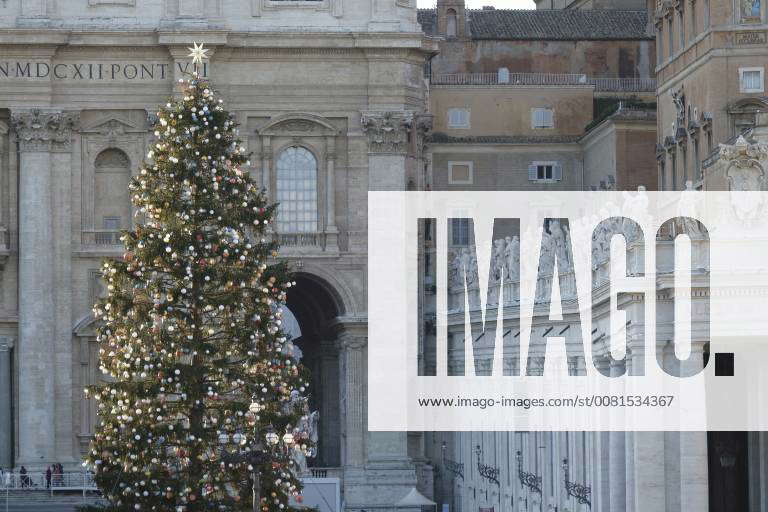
left=285, top=272, right=344, bottom=468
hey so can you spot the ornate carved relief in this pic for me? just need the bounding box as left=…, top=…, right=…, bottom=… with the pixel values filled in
left=720, top=135, right=768, bottom=172
left=718, top=136, right=768, bottom=221
left=414, top=113, right=434, bottom=155
left=0, top=336, right=13, bottom=352
left=252, top=0, right=342, bottom=17
left=11, top=109, right=79, bottom=153
left=361, top=110, right=415, bottom=154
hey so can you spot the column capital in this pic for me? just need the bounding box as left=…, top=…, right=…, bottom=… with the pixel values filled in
left=338, top=334, right=367, bottom=352
left=361, top=110, right=415, bottom=154
left=0, top=336, right=14, bottom=352
left=11, top=109, right=79, bottom=153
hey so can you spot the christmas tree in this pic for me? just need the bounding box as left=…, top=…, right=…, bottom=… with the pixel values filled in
left=85, top=48, right=314, bottom=511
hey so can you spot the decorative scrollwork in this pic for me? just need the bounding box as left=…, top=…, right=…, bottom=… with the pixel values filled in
left=517, top=451, right=542, bottom=494
left=563, top=458, right=592, bottom=507
left=474, top=446, right=500, bottom=486
left=444, top=458, right=464, bottom=480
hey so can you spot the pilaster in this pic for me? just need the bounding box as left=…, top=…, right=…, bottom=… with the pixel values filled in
left=361, top=110, right=414, bottom=191
left=10, top=108, right=78, bottom=469
left=608, top=359, right=626, bottom=511
left=0, top=336, right=14, bottom=469
left=338, top=332, right=366, bottom=467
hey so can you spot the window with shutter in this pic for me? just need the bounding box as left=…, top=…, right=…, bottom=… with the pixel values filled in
left=448, top=108, right=470, bottom=128
left=553, top=163, right=562, bottom=181
left=532, top=108, right=554, bottom=129
left=740, top=68, right=764, bottom=93
left=530, top=162, right=561, bottom=182
left=451, top=218, right=471, bottom=246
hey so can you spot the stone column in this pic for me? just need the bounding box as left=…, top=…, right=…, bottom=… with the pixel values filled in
left=608, top=359, right=626, bottom=511
left=319, top=340, right=340, bottom=467
left=11, top=109, right=78, bottom=469
left=629, top=343, right=667, bottom=512
left=338, top=332, right=366, bottom=467
left=0, top=336, right=13, bottom=469
left=679, top=341, right=709, bottom=511
left=325, top=136, right=339, bottom=251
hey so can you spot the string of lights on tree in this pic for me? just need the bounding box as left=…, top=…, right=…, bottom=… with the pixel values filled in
left=83, top=43, right=314, bottom=511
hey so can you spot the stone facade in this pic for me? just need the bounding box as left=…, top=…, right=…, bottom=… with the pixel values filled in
left=0, top=2, right=436, bottom=511
left=654, top=0, right=768, bottom=190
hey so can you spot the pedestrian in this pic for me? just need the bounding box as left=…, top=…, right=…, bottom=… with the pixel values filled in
left=45, top=466, right=51, bottom=488
left=3, top=468, right=9, bottom=488
left=19, top=465, right=27, bottom=489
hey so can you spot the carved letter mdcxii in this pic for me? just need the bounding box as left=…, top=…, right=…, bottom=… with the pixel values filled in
left=11, top=109, right=79, bottom=152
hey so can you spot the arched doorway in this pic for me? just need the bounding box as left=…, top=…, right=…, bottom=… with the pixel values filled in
left=285, top=272, right=343, bottom=468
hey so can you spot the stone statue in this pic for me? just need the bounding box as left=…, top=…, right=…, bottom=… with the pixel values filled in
left=492, top=239, right=506, bottom=282
left=292, top=444, right=309, bottom=475
left=677, top=181, right=703, bottom=237
left=504, top=235, right=520, bottom=282
left=308, top=410, right=320, bottom=445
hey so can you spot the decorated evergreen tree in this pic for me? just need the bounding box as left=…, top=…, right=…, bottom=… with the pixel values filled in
left=85, top=49, right=314, bottom=511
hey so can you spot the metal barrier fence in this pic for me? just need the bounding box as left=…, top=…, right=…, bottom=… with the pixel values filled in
left=1, top=470, right=96, bottom=491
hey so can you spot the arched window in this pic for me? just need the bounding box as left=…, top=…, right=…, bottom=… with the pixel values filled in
left=276, top=146, right=318, bottom=233
left=94, top=148, right=131, bottom=235
left=446, top=8, right=457, bottom=37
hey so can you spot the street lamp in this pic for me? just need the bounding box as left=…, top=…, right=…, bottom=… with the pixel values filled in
left=218, top=429, right=269, bottom=512
left=265, top=425, right=279, bottom=446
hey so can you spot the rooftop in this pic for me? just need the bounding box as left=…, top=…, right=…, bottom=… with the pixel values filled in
left=417, top=8, right=652, bottom=41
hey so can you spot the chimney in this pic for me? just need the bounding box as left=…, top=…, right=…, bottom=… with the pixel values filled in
left=436, top=0, right=467, bottom=39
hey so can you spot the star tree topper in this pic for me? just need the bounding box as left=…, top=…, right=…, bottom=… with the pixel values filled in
left=187, top=42, right=210, bottom=65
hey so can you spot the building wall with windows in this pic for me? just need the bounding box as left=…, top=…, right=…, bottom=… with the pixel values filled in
left=431, top=86, right=594, bottom=137
left=653, top=0, right=768, bottom=189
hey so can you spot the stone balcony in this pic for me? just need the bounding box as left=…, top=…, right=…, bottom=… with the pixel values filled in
left=81, top=230, right=122, bottom=247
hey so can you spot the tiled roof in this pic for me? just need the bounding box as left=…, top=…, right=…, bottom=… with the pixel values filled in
left=418, top=8, right=652, bottom=41
left=429, top=133, right=582, bottom=144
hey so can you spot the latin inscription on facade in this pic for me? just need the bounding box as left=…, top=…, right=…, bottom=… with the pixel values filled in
left=735, top=31, right=767, bottom=45
left=0, top=61, right=209, bottom=80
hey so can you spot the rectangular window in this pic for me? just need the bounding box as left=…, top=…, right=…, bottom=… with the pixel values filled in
left=668, top=16, right=675, bottom=56
left=528, top=162, right=563, bottom=182
left=693, top=137, right=701, bottom=182
left=658, top=27, right=664, bottom=65
left=102, top=216, right=121, bottom=230
left=447, top=108, right=470, bottom=129
left=451, top=218, right=470, bottom=246
left=678, top=5, right=685, bottom=47
left=532, top=108, right=554, bottom=129
left=690, top=1, right=697, bottom=39
left=448, top=161, right=474, bottom=185
left=703, top=0, right=710, bottom=27
left=671, top=151, right=678, bottom=190
left=740, top=67, right=764, bottom=93
left=681, top=146, right=688, bottom=186
left=739, top=0, right=761, bottom=22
